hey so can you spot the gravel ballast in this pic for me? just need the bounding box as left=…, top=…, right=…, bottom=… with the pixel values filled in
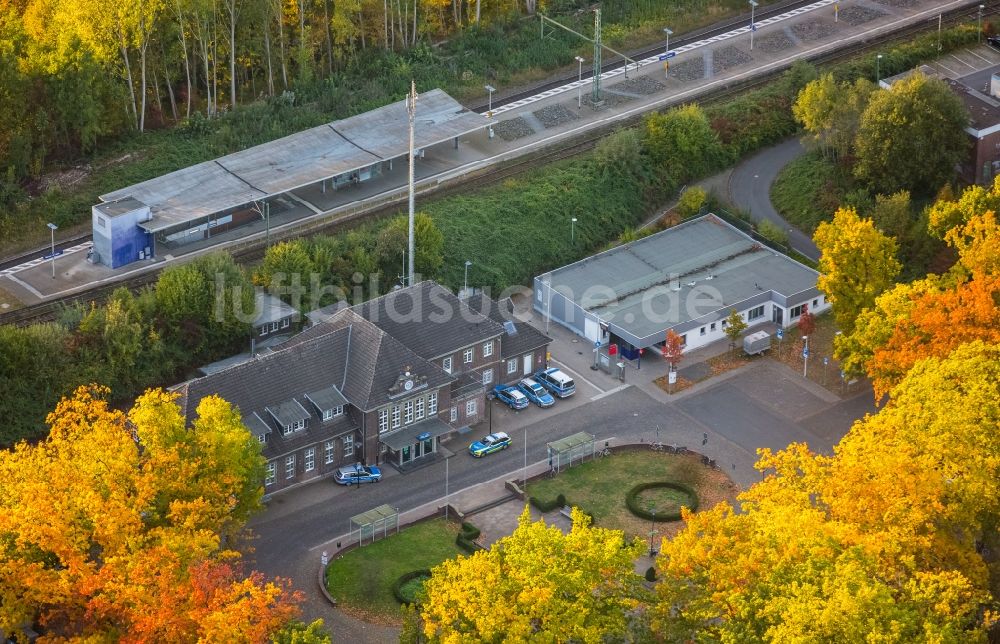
left=493, top=117, right=535, bottom=141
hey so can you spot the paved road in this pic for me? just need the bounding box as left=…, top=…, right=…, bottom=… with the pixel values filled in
left=727, top=137, right=819, bottom=261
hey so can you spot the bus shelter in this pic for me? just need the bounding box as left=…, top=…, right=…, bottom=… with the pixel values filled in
left=349, top=504, right=399, bottom=547
left=546, top=432, right=596, bottom=473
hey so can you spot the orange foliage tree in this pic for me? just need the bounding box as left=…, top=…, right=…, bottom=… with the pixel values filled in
left=0, top=385, right=310, bottom=641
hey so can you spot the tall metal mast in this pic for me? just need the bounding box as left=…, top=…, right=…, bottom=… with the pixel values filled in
left=407, top=80, right=417, bottom=287
left=592, top=8, right=602, bottom=104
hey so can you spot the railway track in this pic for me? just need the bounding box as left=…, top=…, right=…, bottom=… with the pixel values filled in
left=0, top=0, right=990, bottom=328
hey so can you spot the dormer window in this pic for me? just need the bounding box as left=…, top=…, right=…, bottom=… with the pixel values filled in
left=266, top=400, right=310, bottom=437
left=443, top=357, right=452, bottom=373
left=284, top=419, right=306, bottom=435
left=322, top=406, right=344, bottom=421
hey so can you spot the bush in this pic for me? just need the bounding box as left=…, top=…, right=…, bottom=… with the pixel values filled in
left=625, top=482, right=699, bottom=522
left=455, top=522, right=483, bottom=554
left=676, top=186, right=707, bottom=218
left=392, top=569, right=432, bottom=605
left=757, top=219, right=789, bottom=247
left=645, top=566, right=657, bottom=582
left=529, top=493, right=565, bottom=513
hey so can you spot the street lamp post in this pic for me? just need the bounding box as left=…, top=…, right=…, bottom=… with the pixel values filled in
left=663, top=28, right=673, bottom=78
left=980, top=5, right=985, bottom=44
left=938, top=13, right=943, bottom=51
left=47, top=223, right=58, bottom=279
left=574, top=56, right=585, bottom=109
left=571, top=217, right=577, bottom=244
left=463, top=260, right=472, bottom=297
left=876, top=53, right=883, bottom=84
left=523, top=425, right=528, bottom=485
left=445, top=455, right=449, bottom=520
left=484, top=84, right=495, bottom=139
left=749, top=0, right=759, bottom=51
left=647, top=504, right=657, bottom=557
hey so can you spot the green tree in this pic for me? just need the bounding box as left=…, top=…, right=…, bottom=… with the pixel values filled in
left=793, top=74, right=874, bottom=160
left=376, top=213, right=445, bottom=282
left=642, top=104, right=731, bottom=189
left=854, top=72, right=969, bottom=195
left=0, top=323, right=75, bottom=444
left=723, top=308, right=748, bottom=354
left=868, top=190, right=912, bottom=240
left=814, top=207, right=901, bottom=334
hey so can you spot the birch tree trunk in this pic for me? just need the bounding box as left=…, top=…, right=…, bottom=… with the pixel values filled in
left=173, top=0, right=193, bottom=117
left=264, top=19, right=274, bottom=95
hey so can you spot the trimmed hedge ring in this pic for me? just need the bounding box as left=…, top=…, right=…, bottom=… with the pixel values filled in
left=392, top=569, right=432, bottom=605
left=625, top=482, right=699, bottom=522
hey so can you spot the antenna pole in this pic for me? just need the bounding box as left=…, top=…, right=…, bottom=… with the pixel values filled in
left=407, top=80, right=417, bottom=287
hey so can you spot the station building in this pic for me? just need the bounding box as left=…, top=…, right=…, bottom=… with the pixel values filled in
left=91, top=90, right=486, bottom=268
left=174, top=281, right=551, bottom=493
left=533, top=214, right=829, bottom=358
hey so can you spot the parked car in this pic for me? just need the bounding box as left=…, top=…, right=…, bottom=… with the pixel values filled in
left=989, top=35, right=1000, bottom=52
left=533, top=368, right=576, bottom=398
left=492, top=384, right=530, bottom=410
left=469, top=431, right=512, bottom=457
left=517, top=377, right=555, bottom=408
left=333, top=463, right=382, bottom=485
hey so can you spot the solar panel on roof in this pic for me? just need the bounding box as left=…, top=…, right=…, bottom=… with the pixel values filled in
left=503, top=320, right=518, bottom=336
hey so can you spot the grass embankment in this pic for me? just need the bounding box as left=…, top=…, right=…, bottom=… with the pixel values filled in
left=526, top=451, right=738, bottom=541
left=770, top=151, right=846, bottom=234
left=325, top=519, right=465, bottom=623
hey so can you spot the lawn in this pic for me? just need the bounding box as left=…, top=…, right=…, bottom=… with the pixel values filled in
left=526, top=450, right=738, bottom=542
left=770, top=311, right=868, bottom=396
left=770, top=150, right=848, bottom=234
left=324, top=518, right=466, bottom=623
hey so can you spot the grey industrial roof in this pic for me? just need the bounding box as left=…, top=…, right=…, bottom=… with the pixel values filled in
left=379, top=417, right=452, bottom=450
left=94, top=196, right=147, bottom=218
left=98, top=89, right=486, bottom=234
left=543, top=215, right=821, bottom=341
left=353, top=281, right=504, bottom=360
left=464, top=294, right=551, bottom=359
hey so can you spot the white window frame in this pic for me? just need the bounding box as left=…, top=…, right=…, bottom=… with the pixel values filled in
left=270, top=321, right=280, bottom=333
left=281, top=317, right=290, bottom=329
left=450, top=407, right=458, bottom=422
left=748, top=305, right=765, bottom=321
left=790, top=304, right=804, bottom=319
left=343, top=435, right=354, bottom=457
left=283, top=423, right=294, bottom=436
left=463, top=348, right=473, bottom=364
left=482, top=368, right=493, bottom=385
left=265, top=462, right=276, bottom=486
left=482, top=341, right=493, bottom=358
left=378, top=409, right=389, bottom=433
left=404, top=400, right=414, bottom=425
left=428, top=392, right=438, bottom=415
left=305, top=448, right=315, bottom=472
left=285, top=454, right=296, bottom=480
left=466, top=400, right=477, bottom=417
left=700, top=327, right=706, bottom=336
left=322, top=406, right=343, bottom=421
left=259, top=325, right=269, bottom=336
left=258, top=433, right=268, bottom=444
left=442, top=356, right=452, bottom=373
left=710, top=322, right=716, bottom=332
left=325, top=440, right=335, bottom=464
left=392, top=405, right=401, bottom=429
left=292, top=419, right=306, bottom=432
left=415, top=397, right=425, bottom=420
left=507, top=358, right=518, bottom=374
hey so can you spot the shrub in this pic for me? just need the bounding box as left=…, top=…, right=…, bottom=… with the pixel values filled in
left=455, top=522, right=483, bottom=553
left=625, top=482, right=699, bottom=522
left=645, top=566, right=657, bottom=582
left=676, top=186, right=707, bottom=218
left=757, top=219, right=789, bottom=246
left=392, top=569, right=432, bottom=605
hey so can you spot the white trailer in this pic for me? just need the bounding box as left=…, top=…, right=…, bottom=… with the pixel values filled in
left=743, top=330, right=771, bottom=356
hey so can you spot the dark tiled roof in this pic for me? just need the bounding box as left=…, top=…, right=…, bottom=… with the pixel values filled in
left=353, top=281, right=504, bottom=360
left=465, top=294, right=551, bottom=359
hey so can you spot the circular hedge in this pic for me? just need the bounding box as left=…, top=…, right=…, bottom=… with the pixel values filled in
left=625, top=482, right=699, bottom=522
left=392, top=569, right=432, bottom=605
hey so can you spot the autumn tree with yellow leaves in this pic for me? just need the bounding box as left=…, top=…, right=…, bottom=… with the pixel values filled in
left=814, top=207, right=901, bottom=335
left=0, top=385, right=321, bottom=641
left=417, top=507, right=645, bottom=643
left=653, top=342, right=1000, bottom=642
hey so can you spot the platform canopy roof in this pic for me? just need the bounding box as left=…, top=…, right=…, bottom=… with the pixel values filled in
left=98, top=89, right=486, bottom=234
